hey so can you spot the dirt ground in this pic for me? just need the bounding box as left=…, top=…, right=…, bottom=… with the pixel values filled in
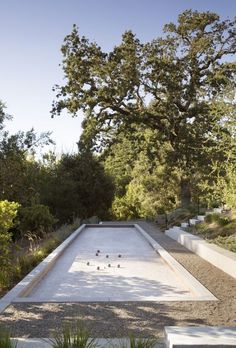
left=0, top=221, right=235, bottom=338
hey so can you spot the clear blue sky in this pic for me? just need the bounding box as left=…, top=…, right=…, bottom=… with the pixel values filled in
left=1, top=0, right=235, bottom=154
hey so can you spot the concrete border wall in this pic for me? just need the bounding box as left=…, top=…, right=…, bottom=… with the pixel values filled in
left=165, top=229, right=236, bottom=279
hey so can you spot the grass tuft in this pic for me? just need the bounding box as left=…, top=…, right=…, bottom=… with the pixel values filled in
left=110, top=333, right=157, bottom=348
left=0, top=219, right=81, bottom=296
left=0, top=325, right=17, bottom=348
left=49, top=321, right=97, bottom=348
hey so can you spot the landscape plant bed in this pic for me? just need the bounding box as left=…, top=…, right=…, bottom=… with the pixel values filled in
left=187, top=211, right=236, bottom=253
left=0, top=321, right=160, bottom=348
left=0, top=221, right=80, bottom=298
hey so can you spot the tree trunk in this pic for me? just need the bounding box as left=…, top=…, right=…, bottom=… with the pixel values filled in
left=180, top=178, right=191, bottom=208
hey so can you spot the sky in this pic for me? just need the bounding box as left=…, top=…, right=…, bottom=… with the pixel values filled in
left=0, top=0, right=236, bottom=154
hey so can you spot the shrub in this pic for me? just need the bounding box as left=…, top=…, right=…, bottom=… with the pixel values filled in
left=213, top=235, right=236, bottom=252
left=19, top=204, right=57, bottom=237
left=205, top=213, right=220, bottom=224
left=0, top=200, right=20, bottom=233
left=217, top=216, right=231, bottom=227
left=205, top=213, right=230, bottom=226
left=216, top=164, right=236, bottom=209
left=16, top=237, right=59, bottom=278
left=222, top=221, right=236, bottom=234
left=211, top=202, right=220, bottom=208
left=194, top=222, right=208, bottom=233
left=17, top=253, right=42, bottom=277
left=0, top=200, right=20, bottom=288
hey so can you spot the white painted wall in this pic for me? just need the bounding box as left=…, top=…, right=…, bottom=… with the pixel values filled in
left=165, top=229, right=236, bottom=279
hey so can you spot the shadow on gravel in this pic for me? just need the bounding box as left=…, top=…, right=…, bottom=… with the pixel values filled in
left=0, top=301, right=217, bottom=338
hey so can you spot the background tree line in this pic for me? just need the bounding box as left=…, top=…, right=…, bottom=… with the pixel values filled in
left=0, top=99, right=113, bottom=242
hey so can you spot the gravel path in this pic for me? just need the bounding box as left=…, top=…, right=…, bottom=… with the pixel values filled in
left=0, top=221, right=235, bottom=338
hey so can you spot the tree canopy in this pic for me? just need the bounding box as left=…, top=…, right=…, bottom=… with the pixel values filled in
left=52, top=10, right=236, bottom=211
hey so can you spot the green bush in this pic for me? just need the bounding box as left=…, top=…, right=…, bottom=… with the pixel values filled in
left=0, top=200, right=20, bottom=233
left=205, top=213, right=230, bottom=226
left=218, top=216, right=230, bottom=227
left=221, top=221, right=236, bottom=234
left=19, top=204, right=57, bottom=237
left=213, top=235, right=236, bottom=252
left=16, top=237, right=59, bottom=278
left=211, top=202, right=220, bottom=209
left=205, top=213, right=220, bottom=224
left=0, top=200, right=20, bottom=289
left=194, top=222, right=208, bottom=233
left=17, top=253, right=41, bottom=277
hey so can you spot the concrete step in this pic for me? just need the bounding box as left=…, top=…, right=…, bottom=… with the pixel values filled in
left=165, top=326, right=236, bottom=347
left=213, top=208, right=223, bottom=214
left=189, top=218, right=199, bottom=225
left=197, top=215, right=205, bottom=221
left=172, top=226, right=182, bottom=231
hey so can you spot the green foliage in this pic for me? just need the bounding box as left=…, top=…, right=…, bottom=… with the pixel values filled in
left=42, top=153, right=114, bottom=222
left=15, top=237, right=59, bottom=279
left=117, top=334, right=157, bottom=348
left=1, top=220, right=80, bottom=292
left=216, top=164, right=236, bottom=209
left=1, top=103, right=113, bottom=226
left=205, top=213, right=220, bottom=224
left=49, top=321, right=97, bottom=348
left=205, top=213, right=230, bottom=226
left=16, top=253, right=42, bottom=278
left=0, top=200, right=20, bottom=288
left=18, top=204, right=57, bottom=237
left=0, top=325, right=17, bottom=348
left=49, top=323, right=157, bottom=348
left=109, top=147, right=179, bottom=219
left=190, top=210, right=236, bottom=252
left=166, top=208, right=193, bottom=227
left=213, top=235, right=236, bottom=252
left=217, top=217, right=231, bottom=227
left=104, top=136, right=137, bottom=197
left=0, top=200, right=19, bottom=233
left=52, top=10, right=236, bottom=211
left=0, top=127, right=53, bottom=205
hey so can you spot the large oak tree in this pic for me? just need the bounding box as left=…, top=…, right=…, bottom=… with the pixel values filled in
left=52, top=10, right=236, bottom=207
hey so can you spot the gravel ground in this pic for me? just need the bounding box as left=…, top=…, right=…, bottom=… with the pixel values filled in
left=0, top=221, right=235, bottom=338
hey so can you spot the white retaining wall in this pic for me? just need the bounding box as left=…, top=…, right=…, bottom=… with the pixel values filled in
left=165, top=229, right=236, bottom=279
